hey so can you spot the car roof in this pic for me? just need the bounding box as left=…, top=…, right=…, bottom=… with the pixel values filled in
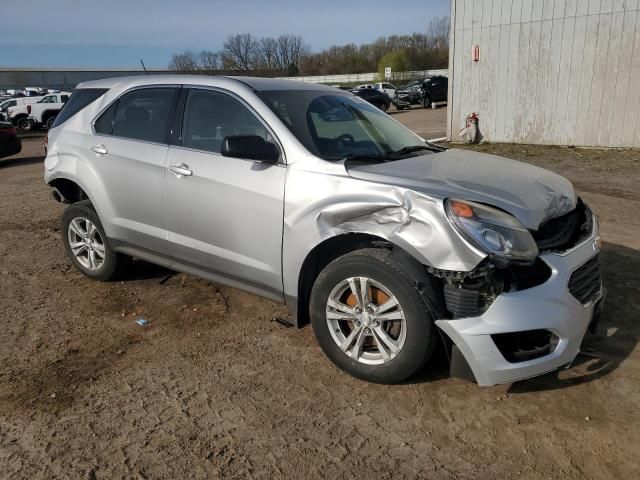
left=76, top=75, right=340, bottom=93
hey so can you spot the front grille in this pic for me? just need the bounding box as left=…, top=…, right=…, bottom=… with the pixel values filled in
left=568, top=254, right=602, bottom=305
left=531, top=199, right=591, bottom=253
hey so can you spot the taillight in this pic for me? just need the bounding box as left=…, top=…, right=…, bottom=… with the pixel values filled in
left=27, top=105, right=31, bottom=114
left=43, top=135, right=49, bottom=149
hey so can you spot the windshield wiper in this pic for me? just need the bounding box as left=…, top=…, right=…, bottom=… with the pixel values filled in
left=388, top=144, right=442, bottom=156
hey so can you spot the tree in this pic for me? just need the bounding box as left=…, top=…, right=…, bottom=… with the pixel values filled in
left=274, top=35, right=310, bottom=71
left=199, top=50, right=220, bottom=71
left=257, top=37, right=278, bottom=69
left=427, top=16, right=450, bottom=50
left=378, top=49, right=411, bottom=80
left=168, top=50, right=199, bottom=72
left=222, top=33, right=259, bottom=71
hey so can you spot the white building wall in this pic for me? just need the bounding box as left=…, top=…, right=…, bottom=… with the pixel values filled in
left=447, top=0, right=640, bottom=147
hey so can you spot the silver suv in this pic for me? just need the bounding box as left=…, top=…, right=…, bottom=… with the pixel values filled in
left=44, top=76, right=604, bottom=386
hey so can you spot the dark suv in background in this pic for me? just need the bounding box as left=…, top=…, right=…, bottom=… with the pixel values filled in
left=394, top=75, right=448, bottom=109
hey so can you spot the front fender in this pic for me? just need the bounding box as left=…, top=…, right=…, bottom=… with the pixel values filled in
left=281, top=166, right=486, bottom=300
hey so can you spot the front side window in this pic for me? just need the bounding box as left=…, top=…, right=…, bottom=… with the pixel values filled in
left=94, top=88, right=177, bottom=143
left=181, top=89, right=269, bottom=154
left=39, top=95, right=56, bottom=103
left=258, top=90, right=426, bottom=160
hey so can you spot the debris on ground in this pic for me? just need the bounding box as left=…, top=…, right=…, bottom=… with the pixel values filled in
left=271, top=317, right=293, bottom=328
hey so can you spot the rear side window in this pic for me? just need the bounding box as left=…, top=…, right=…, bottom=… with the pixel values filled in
left=94, top=88, right=177, bottom=144
left=51, top=88, right=107, bottom=128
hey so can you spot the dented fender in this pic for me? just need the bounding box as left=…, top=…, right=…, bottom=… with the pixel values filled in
left=281, top=161, right=487, bottom=303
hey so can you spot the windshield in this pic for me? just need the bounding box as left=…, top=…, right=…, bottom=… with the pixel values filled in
left=257, top=90, right=427, bottom=161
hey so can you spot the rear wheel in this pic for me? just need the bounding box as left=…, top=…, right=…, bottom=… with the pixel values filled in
left=62, top=200, right=127, bottom=281
left=45, top=115, right=56, bottom=129
left=17, top=117, right=33, bottom=131
left=310, top=248, right=437, bottom=384
left=423, top=95, right=432, bottom=109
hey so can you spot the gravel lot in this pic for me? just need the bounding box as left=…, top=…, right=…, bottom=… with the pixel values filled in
left=1, top=111, right=639, bottom=479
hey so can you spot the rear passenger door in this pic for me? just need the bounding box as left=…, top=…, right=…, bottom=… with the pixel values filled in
left=163, top=88, right=286, bottom=299
left=91, top=86, right=179, bottom=252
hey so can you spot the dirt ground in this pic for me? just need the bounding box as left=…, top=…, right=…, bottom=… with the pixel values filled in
left=1, top=116, right=639, bottom=479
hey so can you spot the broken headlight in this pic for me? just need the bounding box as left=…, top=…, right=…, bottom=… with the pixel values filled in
left=445, top=199, right=538, bottom=264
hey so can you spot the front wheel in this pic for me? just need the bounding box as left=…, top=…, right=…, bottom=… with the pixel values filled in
left=423, top=95, right=432, bottom=109
left=45, top=116, right=56, bottom=129
left=310, top=248, right=437, bottom=384
left=62, top=200, right=127, bottom=281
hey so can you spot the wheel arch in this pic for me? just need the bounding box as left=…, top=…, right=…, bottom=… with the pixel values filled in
left=48, top=177, right=89, bottom=204
left=293, top=232, right=446, bottom=327
left=42, top=109, right=58, bottom=122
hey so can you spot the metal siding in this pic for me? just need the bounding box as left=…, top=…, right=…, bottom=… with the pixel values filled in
left=609, top=9, right=637, bottom=146
left=449, top=0, right=640, bottom=147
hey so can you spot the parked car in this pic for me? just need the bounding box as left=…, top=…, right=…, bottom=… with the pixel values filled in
left=420, top=75, right=448, bottom=108
left=24, top=92, right=71, bottom=130
left=373, top=82, right=397, bottom=98
left=392, top=84, right=422, bottom=109
left=356, top=84, right=374, bottom=90
left=0, top=121, right=21, bottom=159
left=351, top=87, right=391, bottom=111
left=44, top=76, right=604, bottom=386
left=3, top=96, right=45, bottom=130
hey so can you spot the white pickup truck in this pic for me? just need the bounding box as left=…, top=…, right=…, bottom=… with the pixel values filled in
left=24, top=92, right=71, bottom=130
left=1, top=96, right=44, bottom=129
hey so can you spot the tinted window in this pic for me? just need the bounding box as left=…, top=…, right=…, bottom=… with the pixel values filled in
left=51, top=88, right=107, bottom=128
left=181, top=89, right=269, bottom=154
left=94, top=102, right=118, bottom=135
left=95, top=88, right=177, bottom=143
left=258, top=91, right=425, bottom=160
left=61, top=95, right=69, bottom=102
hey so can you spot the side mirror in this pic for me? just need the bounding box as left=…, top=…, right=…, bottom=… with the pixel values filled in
left=221, top=135, right=280, bottom=164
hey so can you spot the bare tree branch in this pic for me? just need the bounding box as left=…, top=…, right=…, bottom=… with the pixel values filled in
left=222, top=33, right=259, bottom=71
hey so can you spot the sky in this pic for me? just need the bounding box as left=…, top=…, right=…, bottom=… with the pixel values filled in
left=0, top=0, right=450, bottom=68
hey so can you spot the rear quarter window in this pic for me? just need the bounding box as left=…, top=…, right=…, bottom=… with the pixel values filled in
left=51, top=88, right=108, bottom=129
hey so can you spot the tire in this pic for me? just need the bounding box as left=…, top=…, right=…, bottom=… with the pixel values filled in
left=45, top=116, right=56, bottom=129
left=17, top=117, right=33, bottom=131
left=423, top=95, right=432, bottom=109
left=62, top=200, right=127, bottom=281
left=310, top=248, right=437, bottom=384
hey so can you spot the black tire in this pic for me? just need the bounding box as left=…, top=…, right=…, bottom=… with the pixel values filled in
left=17, top=117, right=33, bottom=131
left=62, top=200, right=127, bottom=281
left=423, top=95, right=432, bottom=109
left=310, top=248, right=437, bottom=384
left=45, top=115, right=56, bottom=129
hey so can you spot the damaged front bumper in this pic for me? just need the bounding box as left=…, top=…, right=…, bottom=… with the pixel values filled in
left=436, top=231, right=604, bottom=387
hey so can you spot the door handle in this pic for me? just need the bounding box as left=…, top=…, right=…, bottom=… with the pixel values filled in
left=169, top=163, right=192, bottom=177
left=90, top=144, right=108, bottom=155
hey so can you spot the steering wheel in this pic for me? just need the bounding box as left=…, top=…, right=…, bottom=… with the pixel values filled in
left=336, top=134, right=355, bottom=145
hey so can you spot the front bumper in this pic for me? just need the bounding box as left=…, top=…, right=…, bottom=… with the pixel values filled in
left=436, top=233, right=604, bottom=386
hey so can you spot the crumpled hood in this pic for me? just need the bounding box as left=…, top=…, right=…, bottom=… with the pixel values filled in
left=346, top=148, right=576, bottom=230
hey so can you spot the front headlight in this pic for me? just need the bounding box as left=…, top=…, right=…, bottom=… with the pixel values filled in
left=445, top=199, right=538, bottom=263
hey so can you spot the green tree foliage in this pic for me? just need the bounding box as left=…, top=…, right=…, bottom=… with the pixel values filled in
left=378, top=50, right=411, bottom=80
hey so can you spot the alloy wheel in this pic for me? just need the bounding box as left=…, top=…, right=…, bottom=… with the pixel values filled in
left=326, top=276, right=407, bottom=365
left=67, top=216, right=106, bottom=271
